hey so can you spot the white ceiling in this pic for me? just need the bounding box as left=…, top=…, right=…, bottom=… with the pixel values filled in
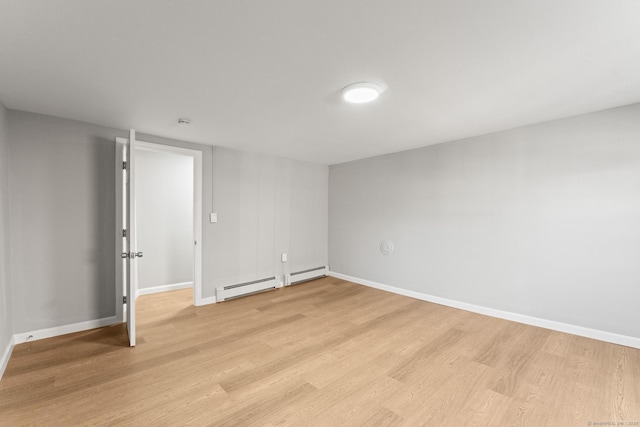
left=1, top=1, right=640, bottom=165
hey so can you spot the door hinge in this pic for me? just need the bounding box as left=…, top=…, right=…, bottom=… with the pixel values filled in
left=122, top=161, right=127, bottom=170
left=122, top=229, right=127, bottom=238
left=123, top=296, right=127, bottom=304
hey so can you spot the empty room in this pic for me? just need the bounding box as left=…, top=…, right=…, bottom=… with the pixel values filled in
left=0, top=1, right=639, bottom=426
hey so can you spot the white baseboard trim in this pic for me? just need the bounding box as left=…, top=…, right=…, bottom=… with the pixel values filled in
left=196, top=295, right=218, bottom=306
left=136, top=281, right=193, bottom=298
left=0, top=335, right=15, bottom=381
left=13, top=316, right=120, bottom=345
left=328, top=271, right=640, bottom=350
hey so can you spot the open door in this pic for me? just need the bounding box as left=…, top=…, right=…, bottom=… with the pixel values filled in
left=117, top=129, right=142, bottom=347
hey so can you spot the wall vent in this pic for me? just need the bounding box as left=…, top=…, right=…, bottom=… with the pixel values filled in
left=285, top=266, right=328, bottom=286
left=216, top=276, right=278, bottom=302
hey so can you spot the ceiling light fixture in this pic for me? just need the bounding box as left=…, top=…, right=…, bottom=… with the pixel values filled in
left=178, top=118, right=191, bottom=127
left=342, top=82, right=383, bottom=104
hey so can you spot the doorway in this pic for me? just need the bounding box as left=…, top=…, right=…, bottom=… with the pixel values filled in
left=115, top=138, right=203, bottom=329
left=136, top=147, right=194, bottom=297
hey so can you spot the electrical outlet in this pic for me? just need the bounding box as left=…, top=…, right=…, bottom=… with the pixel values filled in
left=210, top=213, right=218, bottom=223
left=281, top=253, right=287, bottom=263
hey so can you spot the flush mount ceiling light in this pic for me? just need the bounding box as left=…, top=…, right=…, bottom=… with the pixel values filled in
left=177, top=118, right=191, bottom=127
left=342, top=82, right=383, bottom=104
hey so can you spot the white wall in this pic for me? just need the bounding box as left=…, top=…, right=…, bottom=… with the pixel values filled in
left=6, top=110, right=328, bottom=334
left=0, top=100, right=13, bottom=369
left=136, top=149, right=193, bottom=290
left=330, top=103, right=640, bottom=340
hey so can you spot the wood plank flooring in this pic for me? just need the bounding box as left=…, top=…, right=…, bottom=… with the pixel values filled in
left=1, top=277, right=639, bottom=426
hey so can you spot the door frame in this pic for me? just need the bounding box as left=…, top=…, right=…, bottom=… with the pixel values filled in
left=115, top=137, right=125, bottom=323
left=115, top=139, right=204, bottom=321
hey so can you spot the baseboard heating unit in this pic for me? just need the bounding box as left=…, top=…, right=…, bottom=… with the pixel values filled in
left=216, top=276, right=278, bottom=302
left=285, top=266, right=329, bottom=286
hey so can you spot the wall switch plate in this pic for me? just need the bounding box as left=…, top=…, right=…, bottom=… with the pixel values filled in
left=281, top=253, right=287, bottom=263
left=210, top=213, right=218, bottom=223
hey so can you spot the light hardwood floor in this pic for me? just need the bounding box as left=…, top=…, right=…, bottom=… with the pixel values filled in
left=1, top=277, right=639, bottom=426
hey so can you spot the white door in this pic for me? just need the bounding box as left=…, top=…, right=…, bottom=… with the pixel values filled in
left=118, top=129, right=141, bottom=347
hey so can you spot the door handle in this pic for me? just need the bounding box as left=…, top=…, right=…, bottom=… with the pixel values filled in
left=121, top=252, right=144, bottom=259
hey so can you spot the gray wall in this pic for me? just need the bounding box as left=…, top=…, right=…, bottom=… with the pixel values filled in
left=209, top=148, right=328, bottom=291
left=330, top=103, right=640, bottom=339
left=8, top=111, right=121, bottom=333
left=7, top=110, right=328, bottom=334
left=286, top=158, right=329, bottom=275
left=136, top=149, right=193, bottom=290
left=0, top=101, right=12, bottom=354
